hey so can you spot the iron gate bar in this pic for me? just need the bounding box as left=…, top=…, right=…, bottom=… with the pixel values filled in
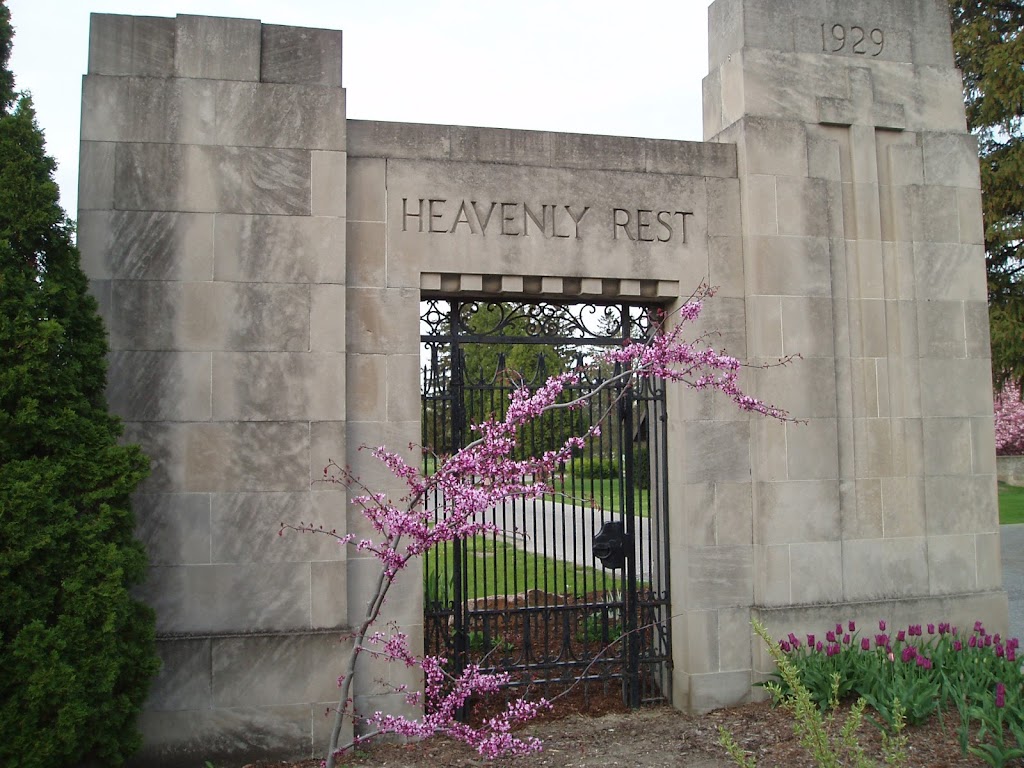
left=421, top=297, right=671, bottom=710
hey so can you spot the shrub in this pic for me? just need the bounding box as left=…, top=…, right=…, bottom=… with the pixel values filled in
left=0, top=5, right=158, bottom=764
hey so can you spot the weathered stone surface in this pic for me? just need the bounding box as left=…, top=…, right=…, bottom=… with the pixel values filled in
left=134, top=493, right=212, bottom=567
left=212, top=352, right=345, bottom=421
left=210, top=492, right=346, bottom=563
left=107, top=350, right=212, bottom=422
left=114, top=144, right=311, bottom=215
left=174, top=15, right=260, bottom=81
left=214, top=214, right=345, bottom=284
left=260, top=23, right=343, bottom=86
left=148, top=637, right=212, bottom=711
left=211, top=633, right=344, bottom=707
left=132, top=703, right=314, bottom=767
left=83, top=76, right=346, bottom=150
left=79, top=210, right=214, bottom=281
left=139, top=562, right=312, bottom=633
left=184, top=422, right=311, bottom=493
left=78, top=141, right=115, bottom=211
left=88, top=14, right=175, bottom=76
left=108, top=282, right=310, bottom=352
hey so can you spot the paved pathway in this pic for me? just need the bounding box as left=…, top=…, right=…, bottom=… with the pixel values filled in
left=1001, top=524, right=1024, bottom=640
left=467, top=497, right=664, bottom=586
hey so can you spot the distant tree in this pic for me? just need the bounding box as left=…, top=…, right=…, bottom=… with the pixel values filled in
left=0, top=2, right=159, bottom=766
left=949, top=0, right=1024, bottom=390
left=994, top=383, right=1024, bottom=455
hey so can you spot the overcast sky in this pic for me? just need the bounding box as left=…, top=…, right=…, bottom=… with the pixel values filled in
left=6, top=0, right=714, bottom=215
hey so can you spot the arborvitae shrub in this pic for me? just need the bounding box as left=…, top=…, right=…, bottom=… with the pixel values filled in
left=0, top=3, right=159, bottom=765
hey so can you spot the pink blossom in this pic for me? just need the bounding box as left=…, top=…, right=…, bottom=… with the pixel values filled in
left=994, top=384, right=1024, bottom=455
left=286, top=288, right=794, bottom=768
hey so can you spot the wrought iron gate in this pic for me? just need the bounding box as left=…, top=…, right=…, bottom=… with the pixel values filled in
left=421, top=299, right=672, bottom=708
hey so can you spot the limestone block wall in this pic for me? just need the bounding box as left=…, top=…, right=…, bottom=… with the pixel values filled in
left=998, top=456, right=1024, bottom=487
left=703, top=0, right=1005, bottom=688
left=77, top=1, right=1011, bottom=755
left=78, top=14, right=349, bottom=765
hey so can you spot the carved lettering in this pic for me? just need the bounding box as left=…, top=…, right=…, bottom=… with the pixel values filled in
left=566, top=206, right=590, bottom=239
left=402, top=198, right=425, bottom=232
left=613, top=208, right=634, bottom=241
left=500, top=202, right=519, bottom=236
left=822, top=23, right=884, bottom=56
left=400, top=198, right=690, bottom=244
left=449, top=200, right=476, bottom=234
left=673, top=211, right=693, bottom=243
left=552, top=206, right=571, bottom=239
left=428, top=199, right=446, bottom=233
left=472, top=201, right=498, bottom=234
left=614, top=208, right=691, bottom=243
left=637, top=209, right=655, bottom=242
left=523, top=203, right=547, bottom=236
left=656, top=210, right=674, bottom=242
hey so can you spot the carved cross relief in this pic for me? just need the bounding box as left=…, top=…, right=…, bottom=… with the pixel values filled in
left=817, top=66, right=906, bottom=244
left=815, top=67, right=919, bottom=487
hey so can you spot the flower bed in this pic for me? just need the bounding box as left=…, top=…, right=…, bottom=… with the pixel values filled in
left=773, top=619, right=1024, bottom=765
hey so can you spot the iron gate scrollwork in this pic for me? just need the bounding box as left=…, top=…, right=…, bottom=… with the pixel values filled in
left=421, top=298, right=671, bottom=709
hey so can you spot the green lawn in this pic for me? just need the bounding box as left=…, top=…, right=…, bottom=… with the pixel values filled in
left=999, top=481, right=1024, bottom=524
left=548, top=476, right=650, bottom=516
left=425, top=535, right=624, bottom=603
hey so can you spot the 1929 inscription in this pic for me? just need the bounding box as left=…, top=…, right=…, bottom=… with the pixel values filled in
left=821, top=23, right=884, bottom=56
left=401, top=198, right=693, bottom=244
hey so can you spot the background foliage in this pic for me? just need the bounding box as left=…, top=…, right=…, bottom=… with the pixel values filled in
left=949, top=0, right=1024, bottom=391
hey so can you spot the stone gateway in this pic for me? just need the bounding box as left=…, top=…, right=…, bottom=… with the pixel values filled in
left=78, top=1, right=1005, bottom=765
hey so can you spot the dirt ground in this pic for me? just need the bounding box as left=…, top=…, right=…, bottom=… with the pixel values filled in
left=248, top=699, right=995, bottom=768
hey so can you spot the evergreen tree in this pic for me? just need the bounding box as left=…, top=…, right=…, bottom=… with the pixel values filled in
left=949, top=0, right=1024, bottom=389
left=0, top=3, right=159, bottom=766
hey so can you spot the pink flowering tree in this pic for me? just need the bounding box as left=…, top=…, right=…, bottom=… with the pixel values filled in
left=284, top=286, right=792, bottom=767
left=995, top=383, right=1024, bottom=455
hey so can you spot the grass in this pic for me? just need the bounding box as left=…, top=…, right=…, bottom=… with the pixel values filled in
left=425, top=535, right=624, bottom=602
left=999, top=481, right=1024, bottom=524
left=548, top=476, right=650, bottom=516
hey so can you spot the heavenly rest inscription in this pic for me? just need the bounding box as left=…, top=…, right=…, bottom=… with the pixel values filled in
left=402, top=198, right=695, bottom=244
